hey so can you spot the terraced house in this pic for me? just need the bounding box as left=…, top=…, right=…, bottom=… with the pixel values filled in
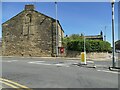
left=2, top=5, right=64, bottom=57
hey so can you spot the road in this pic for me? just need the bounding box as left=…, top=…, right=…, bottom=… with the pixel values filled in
left=1, top=57, right=119, bottom=89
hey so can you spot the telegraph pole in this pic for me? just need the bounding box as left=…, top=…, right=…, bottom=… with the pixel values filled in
left=55, top=2, right=58, bottom=57
left=111, top=0, right=116, bottom=68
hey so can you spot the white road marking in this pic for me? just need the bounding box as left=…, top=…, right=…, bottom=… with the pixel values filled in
left=96, top=65, right=108, bottom=67
left=55, top=64, right=69, bottom=67
left=66, top=60, right=79, bottom=62
left=87, top=61, right=94, bottom=63
left=97, top=70, right=119, bottom=74
left=29, top=61, right=45, bottom=63
left=66, top=60, right=94, bottom=64
left=2, top=60, right=18, bottom=62
left=28, top=61, right=69, bottom=67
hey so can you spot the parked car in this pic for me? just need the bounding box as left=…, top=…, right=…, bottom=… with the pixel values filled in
left=116, top=50, right=120, bottom=53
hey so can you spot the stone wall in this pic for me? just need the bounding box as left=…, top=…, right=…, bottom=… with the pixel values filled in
left=66, top=50, right=112, bottom=60
left=86, top=52, right=111, bottom=60
left=2, top=6, right=64, bottom=57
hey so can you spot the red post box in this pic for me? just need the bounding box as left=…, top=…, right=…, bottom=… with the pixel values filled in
left=60, top=47, right=64, bottom=54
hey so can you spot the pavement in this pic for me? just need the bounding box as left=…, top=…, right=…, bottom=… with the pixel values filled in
left=0, top=57, right=119, bottom=89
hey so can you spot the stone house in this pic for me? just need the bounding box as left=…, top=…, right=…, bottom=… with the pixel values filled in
left=85, top=31, right=103, bottom=41
left=84, top=35, right=103, bottom=41
left=2, top=5, right=64, bottom=57
left=80, top=31, right=103, bottom=41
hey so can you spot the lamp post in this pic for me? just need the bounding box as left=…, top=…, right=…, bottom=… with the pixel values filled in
left=111, top=0, right=116, bottom=68
left=104, top=26, right=106, bottom=41
left=84, top=34, right=86, bottom=53
left=55, top=2, right=58, bottom=57
left=81, top=33, right=86, bottom=65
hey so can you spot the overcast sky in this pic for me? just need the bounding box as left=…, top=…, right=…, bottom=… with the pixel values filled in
left=1, top=2, right=119, bottom=45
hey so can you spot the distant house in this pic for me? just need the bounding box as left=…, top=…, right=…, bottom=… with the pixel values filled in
left=2, top=5, right=64, bottom=57
left=81, top=31, right=103, bottom=41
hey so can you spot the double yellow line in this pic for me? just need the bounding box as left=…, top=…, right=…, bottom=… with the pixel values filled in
left=0, top=78, right=32, bottom=90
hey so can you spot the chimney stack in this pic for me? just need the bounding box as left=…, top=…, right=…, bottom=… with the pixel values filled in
left=25, top=5, right=35, bottom=11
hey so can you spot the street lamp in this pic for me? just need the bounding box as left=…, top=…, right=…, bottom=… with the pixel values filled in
left=111, top=0, right=116, bottom=68
left=109, top=0, right=120, bottom=70
left=104, top=26, right=107, bottom=41
left=84, top=33, right=86, bottom=53
left=55, top=2, right=58, bottom=57
left=81, top=33, right=86, bottom=65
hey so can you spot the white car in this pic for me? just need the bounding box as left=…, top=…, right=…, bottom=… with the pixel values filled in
left=116, top=50, right=120, bottom=53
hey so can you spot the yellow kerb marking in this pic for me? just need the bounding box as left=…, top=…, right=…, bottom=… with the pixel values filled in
left=0, top=78, right=32, bottom=90
left=0, top=80, right=21, bottom=90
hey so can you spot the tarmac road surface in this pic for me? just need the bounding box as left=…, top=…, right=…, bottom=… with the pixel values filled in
left=1, top=57, right=119, bottom=89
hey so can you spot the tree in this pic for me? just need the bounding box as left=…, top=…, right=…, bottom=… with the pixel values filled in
left=63, top=34, right=83, bottom=47
left=69, top=34, right=80, bottom=40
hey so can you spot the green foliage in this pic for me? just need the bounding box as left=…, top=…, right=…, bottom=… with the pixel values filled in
left=62, top=34, right=83, bottom=46
left=63, top=34, right=111, bottom=52
left=65, top=39, right=111, bottom=52
left=69, top=34, right=80, bottom=40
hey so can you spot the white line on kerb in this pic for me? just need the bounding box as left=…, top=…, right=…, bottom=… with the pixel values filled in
left=97, top=70, right=119, bottom=74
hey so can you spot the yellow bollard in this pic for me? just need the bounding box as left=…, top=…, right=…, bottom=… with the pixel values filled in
left=81, top=52, right=86, bottom=65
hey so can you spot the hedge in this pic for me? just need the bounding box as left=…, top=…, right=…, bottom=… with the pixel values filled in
left=66, top=40, right=112, bottom=52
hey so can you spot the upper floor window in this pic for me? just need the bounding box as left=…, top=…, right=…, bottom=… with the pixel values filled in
left=25, top=14, right=32, bottom=23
